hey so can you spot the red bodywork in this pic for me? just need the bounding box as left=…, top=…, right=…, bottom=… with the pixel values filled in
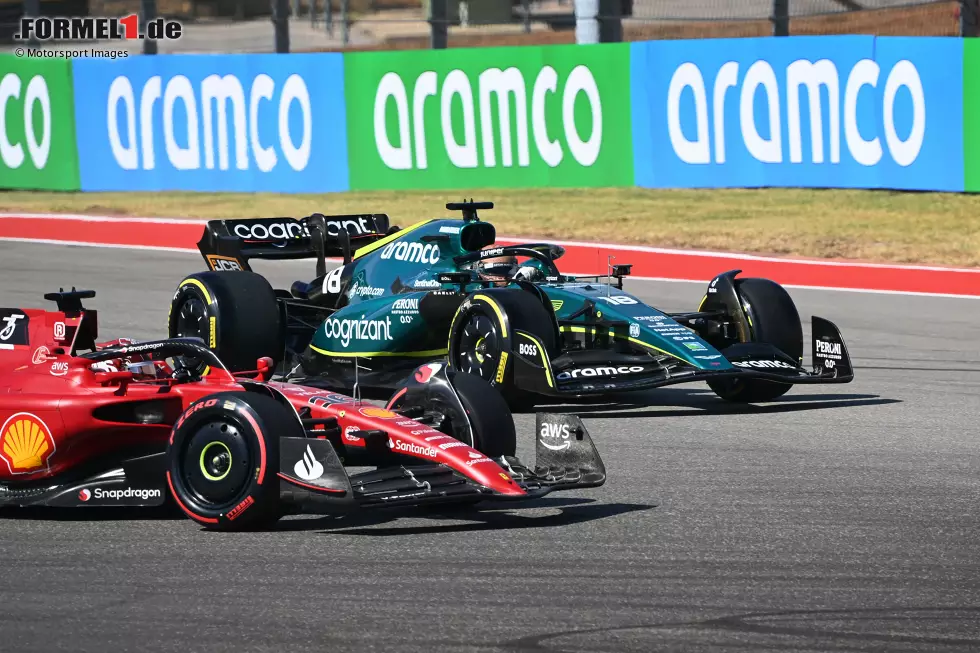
left=0, top=306, right=524, bottom=497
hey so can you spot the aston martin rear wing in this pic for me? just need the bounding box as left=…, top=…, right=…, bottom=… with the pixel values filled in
left=197, top=214, right=391, bottom=274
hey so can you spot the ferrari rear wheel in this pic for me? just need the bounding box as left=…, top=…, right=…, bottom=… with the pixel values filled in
left=167, top=392, right=292, bottom=531
left=708, top=278, right=803, bottom=403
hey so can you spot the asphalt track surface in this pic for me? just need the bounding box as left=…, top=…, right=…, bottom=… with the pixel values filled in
left=1, top=241, right=978, bottom=653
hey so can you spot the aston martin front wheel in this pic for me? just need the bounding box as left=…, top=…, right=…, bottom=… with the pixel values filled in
left=707, top=278, right=803, bottom=403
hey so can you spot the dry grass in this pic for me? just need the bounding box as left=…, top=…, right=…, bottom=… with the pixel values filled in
left=2, top=187, right=979, bottom=267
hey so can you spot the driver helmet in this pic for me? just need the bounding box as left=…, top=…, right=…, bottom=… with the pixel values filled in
left=478, top=255, right=519, bottom=280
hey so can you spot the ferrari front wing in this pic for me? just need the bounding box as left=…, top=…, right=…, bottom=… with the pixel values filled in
left=276, top=414, right=606, bottom=514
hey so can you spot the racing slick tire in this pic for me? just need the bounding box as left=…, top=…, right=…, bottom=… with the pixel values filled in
left=388, top=371, right=517, bottom=458
left=449, top=371, right=517, bottom=458
left=167, top=392, right=296, bottom=531
left=169, top=271, right=283, bottom=372
left=401, top=371, right=516, bottom=511
left=447, top=289, right=557, bottom=411
left=707, top=278, right=804, bottom=403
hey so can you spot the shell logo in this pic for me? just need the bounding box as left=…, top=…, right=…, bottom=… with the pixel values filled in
left=0, top=413, right=56, bottom=474
left=359, top=406, right=398, bottom=419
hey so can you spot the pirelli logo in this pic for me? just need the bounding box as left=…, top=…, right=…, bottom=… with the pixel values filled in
left=495, top=351, right=509, bottom=384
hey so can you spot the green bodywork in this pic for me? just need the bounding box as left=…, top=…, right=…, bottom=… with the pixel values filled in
left=543, top=282, right=734, bottom=371
left=308, top=217, right=732, bottom=372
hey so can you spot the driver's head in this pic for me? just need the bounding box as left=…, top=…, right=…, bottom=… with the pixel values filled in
left=478, top=255, right=517, bottom=276
left=476, top=255, right=517, bottom=287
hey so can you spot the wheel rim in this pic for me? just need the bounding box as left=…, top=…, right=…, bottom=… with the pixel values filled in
left=199, top=441, right=232, bottom=481
left=175, top=295, right=209, bottom=341
left=173, top=292, right=211, bottom=374
left=174, top=294, right=211, bottom=343
left=180, top=419, right=251, bottom=508
left=456, top=313, right=500, bottom=382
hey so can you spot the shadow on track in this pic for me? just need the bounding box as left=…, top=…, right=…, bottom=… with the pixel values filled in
left=513, top=386, right=900, bottom=419
left=1, top=499, right=655, bottom=536
left=0, top=504, right=185, bottom=522
left=269, top=498, right=656, bottom=536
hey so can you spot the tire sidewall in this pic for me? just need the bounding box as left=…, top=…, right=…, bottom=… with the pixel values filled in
left=169, top=279, right=220, bottom=352
left=450, top=371, right=516, bottom=457
left=708, top=278, right=803, bottom=402
left=169, top=272, right=282, bottom=372
left=448, top=289, right=557, bottom=395
left=737, top=278, right=803, bottom=363
left=167, top=394, right=280, bottom=529
left=448, top=296, right=515, bottom=391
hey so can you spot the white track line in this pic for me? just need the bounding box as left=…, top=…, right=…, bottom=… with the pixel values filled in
left=4, top=212, right=977, bottom=275
left=2, top=235, right=977, bottom=300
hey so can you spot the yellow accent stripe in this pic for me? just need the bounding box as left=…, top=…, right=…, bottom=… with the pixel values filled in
left=697, top=294, right=707, bottom=311
left=352, top=220, right=434, bottom=259
left=175, top=279, right=216, bottom=377
left=310, top=345, right=448, bottom=358
left=447, top=303, right=465, bottom=353
left=473, top=294, right=507, bottom=338
left=518, top=332, right=553, bottom=388
left=180, top=278, right=213, bottom=305
left=559, top=325, right=685, bottom=363
left=495, top=351, right=508, bottom=384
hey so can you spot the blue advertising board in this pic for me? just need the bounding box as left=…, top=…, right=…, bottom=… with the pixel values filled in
left=73, top=53, right=349, bottom=192
left=630, top=36, right=963, bottom=191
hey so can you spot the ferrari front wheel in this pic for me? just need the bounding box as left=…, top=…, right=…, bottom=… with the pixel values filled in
left=167, top=392, right=293, bottom=531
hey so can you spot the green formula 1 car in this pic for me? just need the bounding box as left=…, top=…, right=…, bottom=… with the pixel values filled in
left=169, top=201, right=853, bottom=408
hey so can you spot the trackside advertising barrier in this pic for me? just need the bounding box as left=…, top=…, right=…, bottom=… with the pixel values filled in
left=343, top=44, right=634, bottom=190
left=0, top=37, right=972, bottom=193
left=963, top=40, right=980, bottom=191
left=0, top=54, right=80, bottom=190
left=71, top=54, right=349, bottom=192
left=630, top=36, right=964, bottom=191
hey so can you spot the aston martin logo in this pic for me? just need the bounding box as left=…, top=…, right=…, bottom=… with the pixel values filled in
left=0, top=413, right=56, bottom=474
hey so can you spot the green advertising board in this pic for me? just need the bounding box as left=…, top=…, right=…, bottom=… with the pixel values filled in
left=344, top=44, right=633, bottom=190
left=965, top=40, right=980, bottom=191
left=0, top=55, right=79, bottom=191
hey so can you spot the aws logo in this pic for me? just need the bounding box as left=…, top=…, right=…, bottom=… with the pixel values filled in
left=0, top=412, right=56, bottom=474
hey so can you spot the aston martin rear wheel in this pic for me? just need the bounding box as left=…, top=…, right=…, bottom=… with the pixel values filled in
left=448, top=290, right=557, bottom=411
left=168, top=271, right=283, bottom=372
left=455, top=313, right=503, bottom=381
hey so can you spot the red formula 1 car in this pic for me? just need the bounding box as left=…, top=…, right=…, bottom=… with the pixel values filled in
left=0, top=289, right=605, bottom=530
